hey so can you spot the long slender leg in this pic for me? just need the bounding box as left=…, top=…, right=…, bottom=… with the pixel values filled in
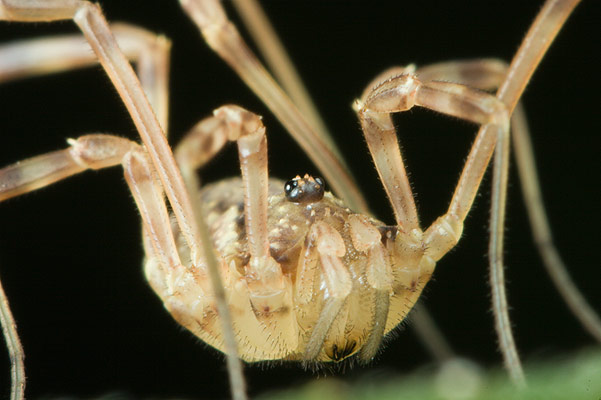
left=0, top=15, right=170, bottom=399
left=175, top=107, right=281, bottom=277
left=0, top=2, right=245, bottom=399
left=358, top=71, right=520, bottom=381
left=486, top=0, right=581, bottom=386
left=356, top=73, right=508, bottom=230
left=416, top=59, right=507, bottom=89
left=417, top=58, right=601, bottom=344
left=0, top=134, right=234, bottom=397
left=511, top=103, right=601, bottom=342
left=0, top=134, right=137, bottom=400
left=178, top=0, right=368, bottom=214
left=174, top=115, right=229, bottom=175
left=182, top=0, right=458, bottom=367
left=1, top=132, right=230, bottom=382
left=0, top=23, right=171, bottom=131
left=227, top=0, right=456, bottom=366
left=0, top=134, right=137, bottom=201
left=167, top=113, right=249, bottom=395
left=415, top=59, right=523, bottom=383
left=357, top=0, right=581, bottom=386
left=177, top=106, right=368, bottom=361
left=0, top=269, right=23, bottom=400
left=227, top=0, right=451, bottom=364
left=212, top=106, right=299, bottom=350
left=114, top=24, right=171, bottom=133
left=428, top=0, right=581, bottom=386
left=168, top=106, right=303, bottom=362
left=354, top=59, right=509, bottom=365
left=174, top=107, right=309, bottom=363
left=231, top=0, right=338, bottom=155
left=355, top=71, right=512, bottom=375
left=0, top=0, right=202, bottom=262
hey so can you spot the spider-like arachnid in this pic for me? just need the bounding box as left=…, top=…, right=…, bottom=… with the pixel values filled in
left=0, top=1, right=599, bottom=399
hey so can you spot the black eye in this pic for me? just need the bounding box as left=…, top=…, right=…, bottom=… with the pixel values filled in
left=284, top=178, right=299, bottom=197
left=284, top=174, right=325, bottom=204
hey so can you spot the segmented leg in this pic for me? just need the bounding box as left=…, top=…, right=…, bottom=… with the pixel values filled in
left=216, top=106, right=298, bottom=347
left=0, top=133, right=210, bottom=398
left=417, top=58, right=601, bottom=345
left=174, top=106, right=367, bottom=362
left=185, top=0, right=460, bottom=365
left=356, top=69, right=508, bottom=227
left=171, top=108, right=302, bottom=361
left=443, top=0, right=582, bottom=385
left=0, top=1, right=245, bottom=399
left=300, top=221, right=352, bottom=361
left=0, top=272, right=22, bottom=400
left=230, top=0, right=336, bottom=154
left=0, top=17, right=171, bottom=400
left=0, top=136, right=189, bottom=293
left=354, top=66, right=514, bottom=378
left=0, top=0, right=201, bottom=259
left=165, top=106, right=302, bottom=357
left=0, top=2, right=588, bottom=399
left=0, top=23, right=170, bottom=131
left=354, top=0, right=581, bottom=385
left=487, top=1, right=581, bottom=385
left=511, top=104, right=601, bottom=343
left=347, top=214, right=392, bottom=361
left=178, top=0, right=366, bottom=213
left=173, top=106, right=293, bottom=324
left=0, top=133, right=191, bottom=299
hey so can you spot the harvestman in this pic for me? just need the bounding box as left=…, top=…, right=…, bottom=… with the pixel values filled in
left=0, top=1, right=598, bottom=400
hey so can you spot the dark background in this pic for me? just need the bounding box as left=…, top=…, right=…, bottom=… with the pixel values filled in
left=0, top=1, right=599, bottom=399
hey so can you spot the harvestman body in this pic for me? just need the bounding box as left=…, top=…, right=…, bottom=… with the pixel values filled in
left=0, top=1, right=598, bottom=400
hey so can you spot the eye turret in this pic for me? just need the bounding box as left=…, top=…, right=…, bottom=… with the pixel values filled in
left=284, top=174, right=325, bottom=204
